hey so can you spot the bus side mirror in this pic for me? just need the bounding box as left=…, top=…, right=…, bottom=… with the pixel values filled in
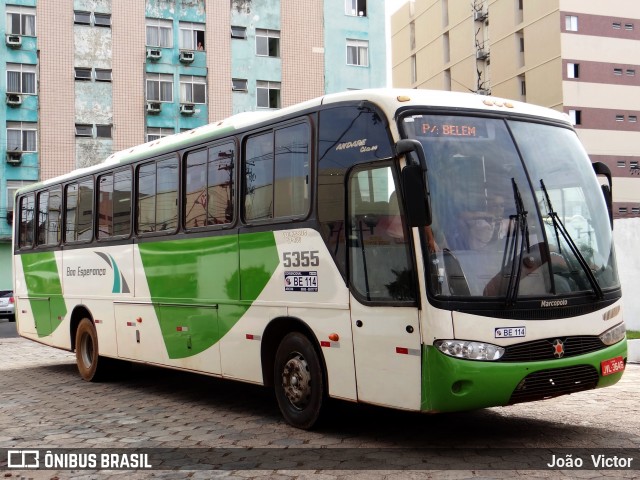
left=401, top=164, right=431, bottom=227
left=592, top=161, right=613, bottom=229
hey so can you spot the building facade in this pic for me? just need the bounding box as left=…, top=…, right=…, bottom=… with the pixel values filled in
left=391, top=0, right=640, bottom=218
left=0, top=0, right=386, bottom=289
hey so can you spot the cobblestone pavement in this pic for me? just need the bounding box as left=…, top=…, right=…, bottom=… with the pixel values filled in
left=0, top=336, right=638, bottom=479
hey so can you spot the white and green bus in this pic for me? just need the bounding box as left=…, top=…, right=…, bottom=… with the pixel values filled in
left=13, top=89, right=627, bottom=429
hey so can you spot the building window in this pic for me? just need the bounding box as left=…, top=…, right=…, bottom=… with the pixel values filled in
left=95, top=69, right=112, bottom=82
left=256, top=81, right=281, bottom=109
left=629, top=116, right=638, bottom=123
left=180, top=75, right=207, bottom=104
left=232, top=78, right=248, bottom=92
left=180, top=21, right=205, bottom=50
left=567, top=63, right=579, bottom=79
left=520, top=78, right=526, bottom=96
left=619, top=207, right=628, bottom=214
left=147, top=128, right=174, bottom=142
left=7, top=122, right=37, bottom=152
left=612, top=22, right=621, bottom=29
left=565, top=15, right=578, bottom=32
left=410, top=55, right=417, bottom=84
left=633, top=207, right=640, bottom=214
left=7, top=63, right=36, bottom=94
left=146, top=18, right=173, bottom=47
left=569, top=109, right=581, bottom=125
left=74, top=11, right=91, bottom=25
left=96, top=125, right=112, bottom=138
left=345, top=0, right=367, bottom=16
left=617, top=160, right=626, bottom=168
left=256, top=29, right=280, bottom=57
left=346, top=39, right=369, bottom=66
left=74, top=67, right=92, bottom=81
left=625, top=23, right=634, bottom=31
left=616, top=115, right=625, bottom=122
left=94, top=13, right=111, bottom=27
left=75, top=124, right=93, bottom=137
left=627, top=69, right=636, bottom=76
left=146, top=73, right=173, bottom=102
left=409, top=21, right=416, bottom=50
left=6, top=6, right=36, bottom=36
left=614, top=68, right=623, bottom=75
left=231, top=25, right=246, bottom=39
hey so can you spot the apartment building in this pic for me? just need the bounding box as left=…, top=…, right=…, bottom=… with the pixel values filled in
left=0, top=0, right=386, bottom=288
left=391, top=0, right=640, bottom=218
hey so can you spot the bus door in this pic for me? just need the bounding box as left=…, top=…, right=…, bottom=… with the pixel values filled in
left=348, top=165, right=422, bottom=410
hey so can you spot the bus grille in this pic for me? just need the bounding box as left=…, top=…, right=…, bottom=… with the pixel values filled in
left=500, top=336, right=605, bottom=362
left=509, top=365, right=599, bottom=404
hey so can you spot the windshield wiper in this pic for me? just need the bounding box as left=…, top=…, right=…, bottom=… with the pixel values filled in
left=539, top=179, right=603, bottom=299
left=500, top=178, right=530, bottom=306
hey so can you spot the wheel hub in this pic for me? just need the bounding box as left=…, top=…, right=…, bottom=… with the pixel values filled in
left=282, top=353, right=311, bottom=410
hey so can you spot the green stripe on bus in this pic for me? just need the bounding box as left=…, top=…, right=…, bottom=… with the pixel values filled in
left=138, top=231, right=279, bottom=359
left=20, top=252, right=67, bottom=337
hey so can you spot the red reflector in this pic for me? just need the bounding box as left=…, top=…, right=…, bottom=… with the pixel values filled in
left=396, top=347, right=409, bottom=355
left=246, top=334, right=254, bottom=340
left=320, top=341, right=331, bottom=348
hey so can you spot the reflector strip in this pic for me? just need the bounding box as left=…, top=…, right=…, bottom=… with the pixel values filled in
left=245, top=334, right=262, bottom=341
left=126, top=321, right=135, bottom=327
left=396, top=347, right=420, bottom=356
left=94, top=319, right=102, bottom=324
left=321, top=341, right=330, bottom=347
left=320, top=341, right=341, bottom=348
left=176, top=326, right=189, bottom=332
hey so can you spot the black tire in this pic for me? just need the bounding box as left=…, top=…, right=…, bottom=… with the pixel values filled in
left=274, top=332, right=325, bottom=430
left=75, top=317, right=110, bottom=382
left=8, top=315, right=15, bottom=322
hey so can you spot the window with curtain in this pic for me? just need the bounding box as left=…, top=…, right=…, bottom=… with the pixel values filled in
left=146, top=73, right=173, bottom=102
left=346, top=39, right=369, bottom=66
left=180, top=75, right=206, bottom=104
left=6, top=7, right=36, bottom=36
left=146, top=18, right=172, bottom=47
left=7, top=64, right=36, bottom=94
left=7, top=123, right=37, bottom=152
left=179, top=21, right=205, bottom=50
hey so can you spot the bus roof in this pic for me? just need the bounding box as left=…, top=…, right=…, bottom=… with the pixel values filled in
left=20, top=89, right=571, bottom=193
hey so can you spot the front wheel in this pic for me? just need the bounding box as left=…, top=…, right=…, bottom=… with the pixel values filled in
left=274, top=332, right=325, bottom=430
left=75, top=317, right=110, bottom=382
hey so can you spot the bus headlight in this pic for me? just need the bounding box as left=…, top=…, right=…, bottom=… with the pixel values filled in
left=434, top=340, right=505, bottom=361
left=599, top=322, right=626, bottom=346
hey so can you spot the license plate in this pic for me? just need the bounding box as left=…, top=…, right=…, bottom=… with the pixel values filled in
left=284, top=271, right=318, bottom=292
left=601, top=356, right=625, bottom=376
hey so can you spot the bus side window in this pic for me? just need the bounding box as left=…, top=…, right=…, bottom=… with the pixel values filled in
left=19, top=193, right=35, bottom=249
left=64, top=179, right=94, bottom=243
left=36, top=190, right=49, bottom=246
left=48, top=187, right=62, bottom=245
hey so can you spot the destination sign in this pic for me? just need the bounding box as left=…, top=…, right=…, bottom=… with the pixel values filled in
left=414, top=117, right=488, bottom=138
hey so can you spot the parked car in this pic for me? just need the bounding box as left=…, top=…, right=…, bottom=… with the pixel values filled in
left=0, top=290, right=15, bottom=322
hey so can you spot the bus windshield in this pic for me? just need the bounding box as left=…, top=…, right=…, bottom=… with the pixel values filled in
left=401, top=114, right=620, bottom=300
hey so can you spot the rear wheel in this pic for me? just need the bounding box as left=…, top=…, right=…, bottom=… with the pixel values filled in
left=75, top=318, right=110, bottom=381
left=8, top=315, right=15, bottom=322
left=274, top=332, right=325, bottom=430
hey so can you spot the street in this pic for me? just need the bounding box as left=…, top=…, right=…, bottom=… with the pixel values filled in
left=0, top=321, right=638, bottom=479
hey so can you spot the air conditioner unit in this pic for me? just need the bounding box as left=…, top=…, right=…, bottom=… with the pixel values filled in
left=180, top=103, right=195, bottom=115
left=6, top=151, right=23, bottom=165
left=146, top=48, right=162, bottom=60
left=476, top=49, right=489, bottom=60
left=6, top=34, right=22, bottom=48
left=474, top=9, right=488, bottom=22
left=6, top=93, right=22, bottom=107
left=179, top=51, right=195, bottom=63
left=146, top=102, right=162, bottom=114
